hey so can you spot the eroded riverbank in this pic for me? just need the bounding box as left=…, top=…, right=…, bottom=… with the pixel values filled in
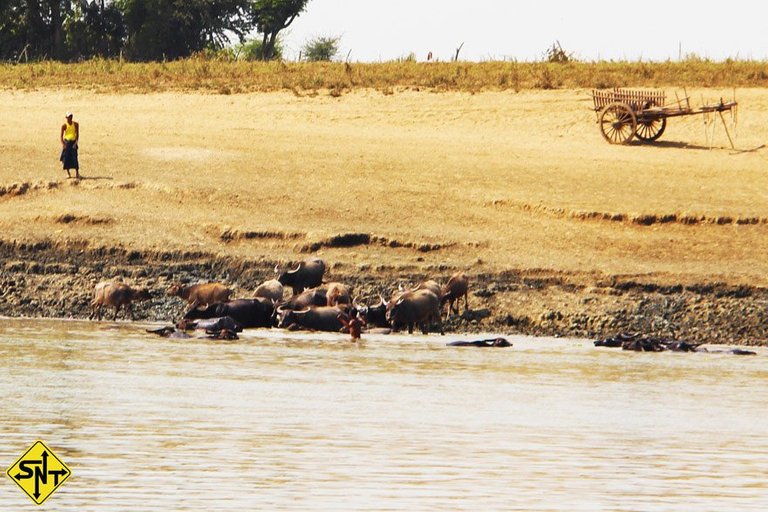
left=1, top=240, right=766, bottom=345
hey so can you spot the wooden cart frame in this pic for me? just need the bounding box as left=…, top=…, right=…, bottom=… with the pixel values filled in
left=592, top=88, right=737, bottom=145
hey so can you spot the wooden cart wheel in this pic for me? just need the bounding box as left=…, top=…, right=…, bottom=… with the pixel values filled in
left=635, top=117, right=667, bottom=142
left=599, top=102, right=637, bottom=144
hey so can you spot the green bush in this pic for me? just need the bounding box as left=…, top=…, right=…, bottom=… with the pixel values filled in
left=302, top=36, right=340, bottom=62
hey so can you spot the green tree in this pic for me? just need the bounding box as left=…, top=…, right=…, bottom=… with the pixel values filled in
left=65, top=1, right=125, bottom=59
left=302, top=35, right=339, bottom=62
left=250, top=0, right=308, bottom=60
left=119, top=0, right=255, bottom=61
left=0, top=1, right=26, bottom=60
left=0, top=1, right=72, bottom=61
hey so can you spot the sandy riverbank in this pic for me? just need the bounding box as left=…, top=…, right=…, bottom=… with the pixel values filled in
left=1, top=88, right=767, bottom=343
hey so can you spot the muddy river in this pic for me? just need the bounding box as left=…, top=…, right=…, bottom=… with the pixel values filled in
left=0, top=318, right=766, bottom=510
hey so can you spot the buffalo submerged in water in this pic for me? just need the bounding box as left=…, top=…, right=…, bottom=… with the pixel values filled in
left=595, top=333, right=757, bottom=355
left=183, top=298, right=276, bottom=329
left=446, top=338, right=512, bottom=348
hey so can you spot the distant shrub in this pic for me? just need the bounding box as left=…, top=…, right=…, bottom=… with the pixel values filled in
left=544, top=41, right=575, bottom=63
left=302, top=36, right=341, bottom=62
left=396, top=52, right=417, bottom=63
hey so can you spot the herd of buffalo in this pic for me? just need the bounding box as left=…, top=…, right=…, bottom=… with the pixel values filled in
left=88, top=256, right=470, bottom=339
left=86, top=255, right=759, bottom=353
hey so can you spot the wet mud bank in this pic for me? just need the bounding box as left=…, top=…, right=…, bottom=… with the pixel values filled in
left=0, top=240, right=766, bottom=346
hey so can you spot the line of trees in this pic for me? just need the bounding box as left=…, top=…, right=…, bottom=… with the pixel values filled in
left=0, top=0, right=309, bottom=62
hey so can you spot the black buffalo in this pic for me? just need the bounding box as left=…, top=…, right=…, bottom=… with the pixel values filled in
left=447, top=338, right=511, bottom=348
left=387, top=289, right=442, bottom=335
left=184, top=316, right=243, bottom=333
left=357, top=294, right=390, bottom=328
left=278, top=305, right=346, bottom=332
left=184, top=298, right=275, bottom=328
left=276, top=257, right=326, bottom=296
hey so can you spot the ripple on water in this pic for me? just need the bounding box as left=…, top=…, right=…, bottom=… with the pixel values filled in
left=0, top=318, right=766, bottom=511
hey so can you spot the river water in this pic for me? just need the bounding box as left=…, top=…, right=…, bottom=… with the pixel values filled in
left=0, top=318, right=766, bottom=511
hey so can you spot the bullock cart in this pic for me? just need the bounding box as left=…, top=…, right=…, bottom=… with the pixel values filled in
left=592, top=88, right=737, bottom=145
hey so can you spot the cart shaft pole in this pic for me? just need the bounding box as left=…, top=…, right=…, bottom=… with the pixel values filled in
left=719, top=111, right=736, bottom=150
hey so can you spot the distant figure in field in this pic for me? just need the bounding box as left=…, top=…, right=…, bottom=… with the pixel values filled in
left=427, top=51, right=433, bottom=61
left=60, top=111, right=80, bottom=179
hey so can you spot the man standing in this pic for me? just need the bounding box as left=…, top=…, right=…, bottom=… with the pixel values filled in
left=60, top=112, right=80, bottom=179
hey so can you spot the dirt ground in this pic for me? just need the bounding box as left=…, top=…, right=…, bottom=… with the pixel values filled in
left=1, top=87, right=767, bottom=344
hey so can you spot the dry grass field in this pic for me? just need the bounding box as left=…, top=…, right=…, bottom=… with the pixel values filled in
left=1, top=86, right=767, bottom=284
left=2, top=60, right=767, bottom=93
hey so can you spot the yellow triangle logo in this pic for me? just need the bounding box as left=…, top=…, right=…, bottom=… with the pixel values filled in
left=6, top=440, right=72, bottom=505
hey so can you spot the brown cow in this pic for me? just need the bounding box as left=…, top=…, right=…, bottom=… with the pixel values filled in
left=166, top=282, right=232, bottom=313
left=90, top=281, right=152, bottom=321
left=440, top=272, right=469, bottom=318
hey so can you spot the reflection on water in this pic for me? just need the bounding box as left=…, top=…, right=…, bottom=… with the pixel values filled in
left=0, top=318, right=766, bottom=511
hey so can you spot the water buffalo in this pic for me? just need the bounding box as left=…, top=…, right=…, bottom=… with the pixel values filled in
left=184, top=298, right=275, bottom=328
left=593, top=333, right=635, bottom=347
left=596, top=333, right=704, bottom=352
left=147, top=320, right=239, bottom=340
left=90, top=281, right=152, bottom=321
left=207, top=329, right=239, bottom=340
left=254, top=279, right=284, bottom=302
left=276, top=257, right=326, bottom=296
left=325, top=282, right=353, bottom=306
left=359, top=294, right=390, bottom=328
left=715, top=348, right=757, bottom=356
left=394, top=280, right=440, bottom=299
left=278, top=305, right=347, bottom=332
left=278, top=287, right=328, bottom=311
left=146, top=326, right=192, bottom=339
left=447, top=337, right=511, bottom=347
left=182, top=316, right=243, bottom=333
left=167, top=282, right=232, bottom=313
left=414, top=279, right=442, bottom=298
left=373, top=281, right=437, bottom=329
left=387, top=289, right=442, bottom=335
left=440, top=272, right=469, bottom=317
